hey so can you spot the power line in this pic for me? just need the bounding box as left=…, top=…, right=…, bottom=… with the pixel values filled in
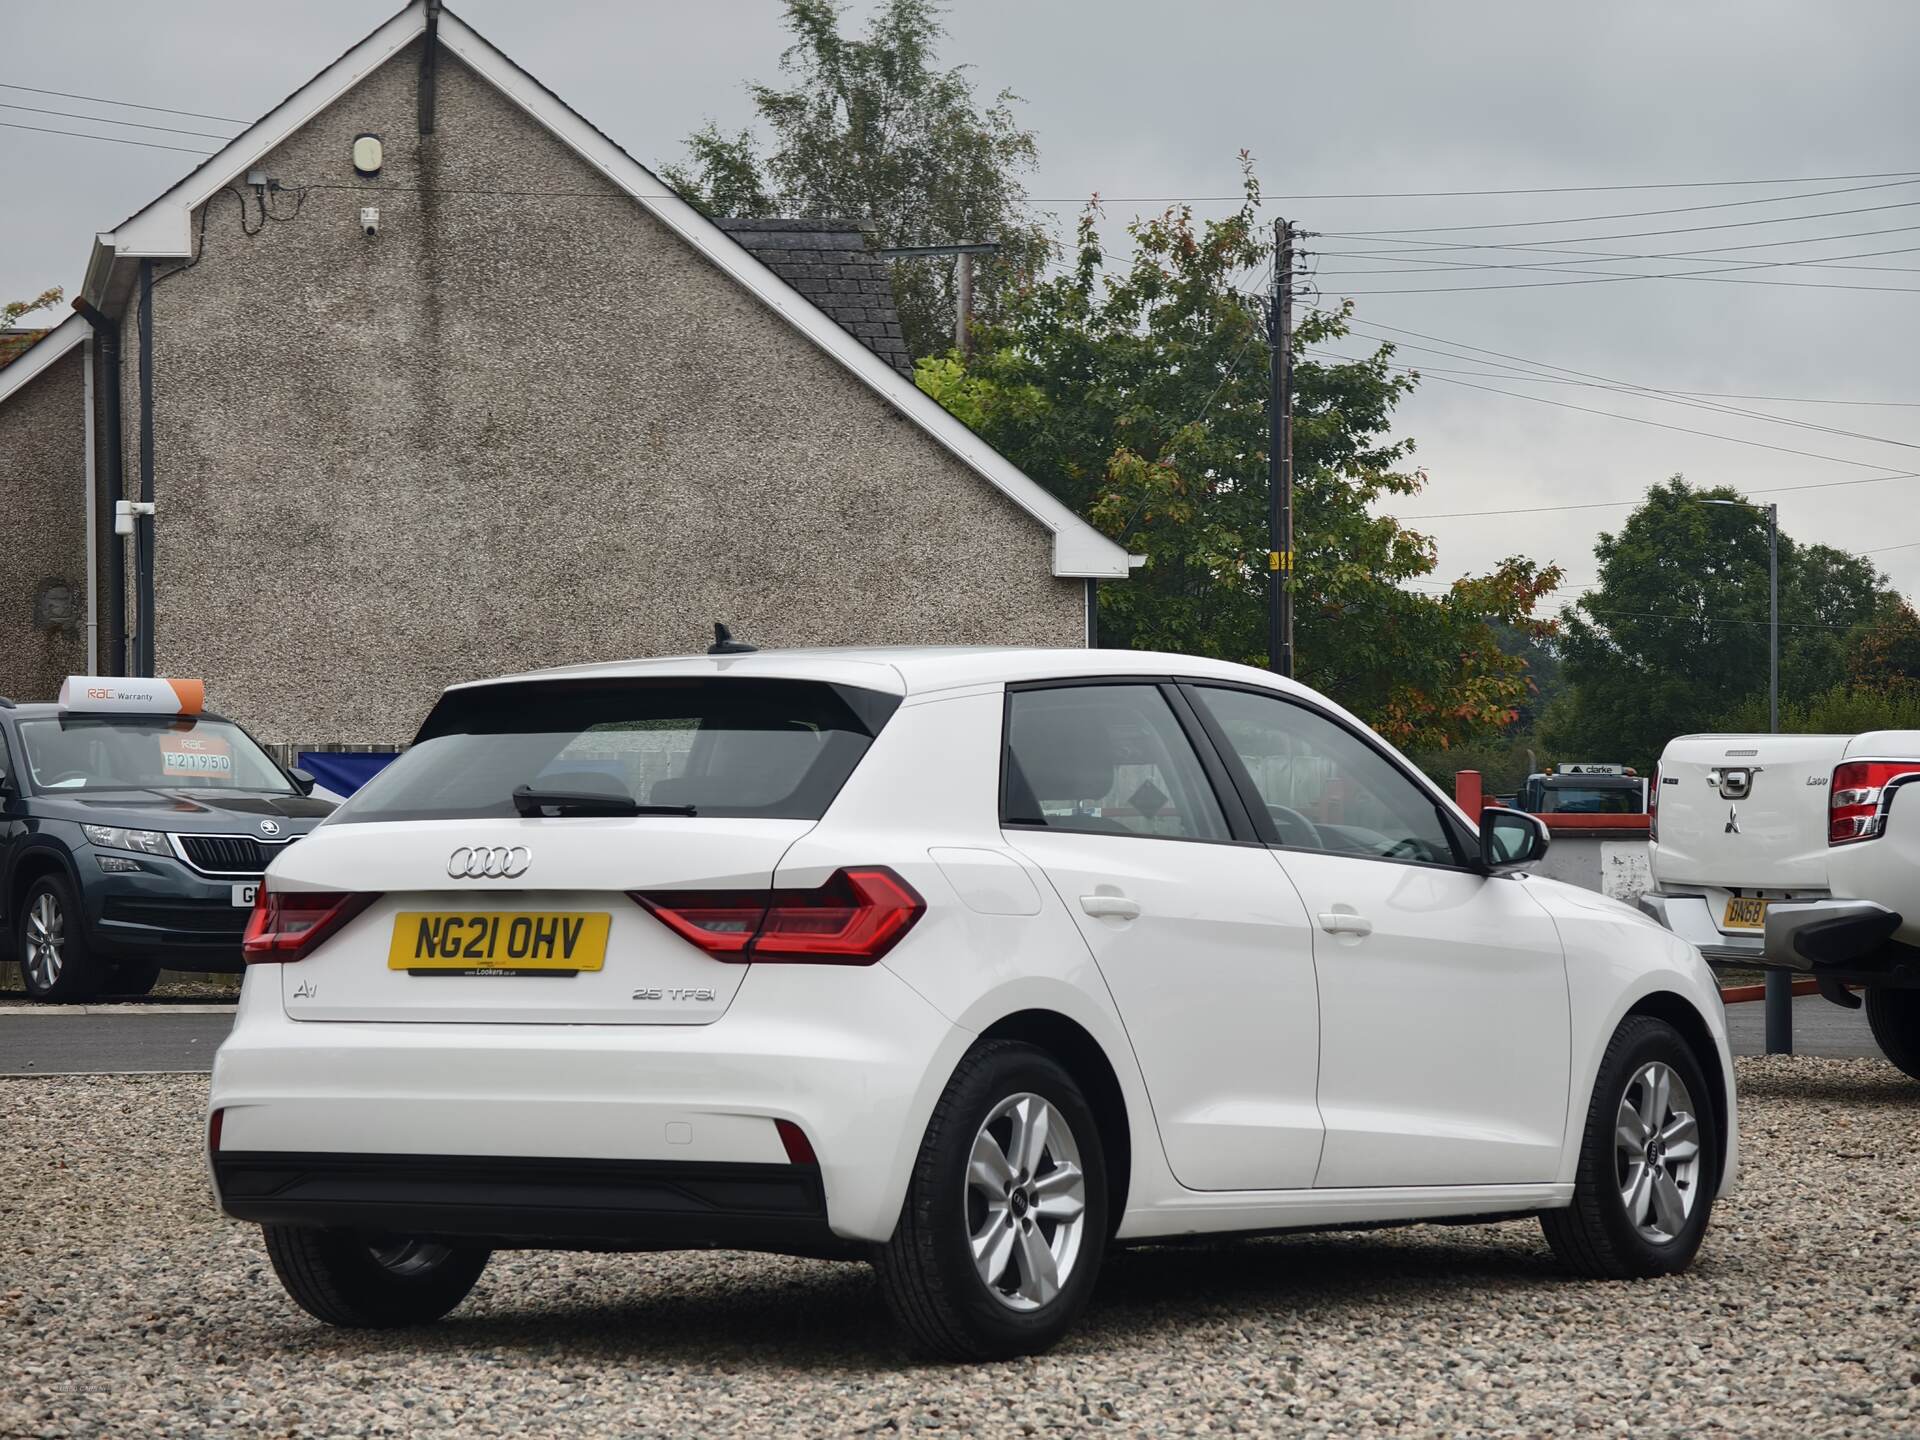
left=1010, top=170, right=1920, bottom=204
left=1306, top=343, right=1920, bottom=453
left=1387, top=370, right=1920, bottom=470
left=0, top=118, right=212, bottom=155
left=1307, top=217, right=1920, bottom=261
left=0, top=101, right=235, bottom=141
left=1314, top=240, right=1920, bottom=279
left=0, top=82, right=247, bottom=125
left=1342, top=318, right=1920, bottom=445
left=1321, top=197, right=1920, bottom=254
left=1319, top=177, right=1920, bottom=236
left=1304, top=350, right=1920, bottom=407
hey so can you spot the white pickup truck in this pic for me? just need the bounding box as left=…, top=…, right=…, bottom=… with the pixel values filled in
left=1640, top=731, right=1920, bottom=1081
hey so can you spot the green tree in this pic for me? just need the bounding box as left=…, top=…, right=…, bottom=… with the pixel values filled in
left=1545, top=476, right=1892, bottom=767
left=662, top=0, right=1049, bottom=360
left=916, top=163, right=1560, bottom=751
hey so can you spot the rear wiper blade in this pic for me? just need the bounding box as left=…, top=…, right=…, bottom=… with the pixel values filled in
left=510, top=784, right=696, bottom=818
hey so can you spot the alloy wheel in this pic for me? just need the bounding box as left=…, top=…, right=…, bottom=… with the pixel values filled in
left=964, top=1092, right=1088, bottom=1311
left=1614, top=1060, right=1703, bottom=1244
left=23, top=891, right=65, bottom=991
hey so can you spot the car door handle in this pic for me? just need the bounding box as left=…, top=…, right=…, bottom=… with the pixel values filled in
left=1317, top=912, right=1373, bottom=937
left=1079, top=894, right=1141, bottom=921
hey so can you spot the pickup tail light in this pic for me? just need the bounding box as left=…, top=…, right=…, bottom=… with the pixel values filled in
left=242, top=887, right=377, bottom=962
left=632, top=867, right=925, bottom=965
left=1648, top=764, right=1660, bottom=843
left=1829, top=761, right=1919, bottom=845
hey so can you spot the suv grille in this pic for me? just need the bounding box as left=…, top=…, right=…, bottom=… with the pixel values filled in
left=178, top=834, right=295, bottom=874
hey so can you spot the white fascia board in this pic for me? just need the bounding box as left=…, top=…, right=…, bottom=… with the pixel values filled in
left=103, top=4, right=427, bottom=264
left=0, top=312, right=88, bottom=409
left=436, top=12, right=1130, bottom=581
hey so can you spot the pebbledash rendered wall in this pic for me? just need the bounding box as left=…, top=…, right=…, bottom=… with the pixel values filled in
left=132, top=40, right=1085, bottom=748
left=0, top=346, right=88, bottom=703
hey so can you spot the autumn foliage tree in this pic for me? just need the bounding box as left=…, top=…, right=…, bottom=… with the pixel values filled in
left=917, top=161, right=1559, bottom=750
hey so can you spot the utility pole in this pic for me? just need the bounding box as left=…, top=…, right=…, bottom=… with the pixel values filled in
left=955, top=251, right=974, bottom=359
left=871, top=241, right=999, bottom=357
left=1267, top=218, right=1296, bottom=677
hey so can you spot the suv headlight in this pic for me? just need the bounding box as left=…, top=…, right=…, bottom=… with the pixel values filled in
left=81, top=824, right=170, bottom=856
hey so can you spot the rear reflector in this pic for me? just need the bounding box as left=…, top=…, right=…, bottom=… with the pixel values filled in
left=208, top=1108, right=224, bottom=1154
left=242, top=887, right=378, bottom=963
left=1829, top=761, right=1920, bottom=845
left=775, top=1119, right=818, bottom=1165
left=632, top=866, right=924, bottom=965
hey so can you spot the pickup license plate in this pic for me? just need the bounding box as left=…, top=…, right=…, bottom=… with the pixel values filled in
left=388, top=911, right=611, bottom=974
left=1723, top=896, right=1768, bottom=931
left=231, top=883, right=258, bottom=908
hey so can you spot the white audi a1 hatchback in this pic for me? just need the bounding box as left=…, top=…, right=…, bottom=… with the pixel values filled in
left=209, top=647, right=1735, bottom=1359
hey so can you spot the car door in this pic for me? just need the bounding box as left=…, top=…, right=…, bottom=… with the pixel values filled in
left=1183, top=683, right=1570, bottom=1190
left=1000, top=679, right=1324, bottom=1192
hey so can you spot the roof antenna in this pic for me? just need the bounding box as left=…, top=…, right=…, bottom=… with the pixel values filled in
left=708, top=623, right=758, bottom=656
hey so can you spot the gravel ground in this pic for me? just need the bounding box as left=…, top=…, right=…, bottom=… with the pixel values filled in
left=2, top=1060, right=1915, bottom=1439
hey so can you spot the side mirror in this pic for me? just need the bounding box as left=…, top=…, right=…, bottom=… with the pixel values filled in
left=0, top=771, right=14, bottom=798
left=1480, top=807, right=1549, bottom=872
left=288, top=767, right=317, bottom=797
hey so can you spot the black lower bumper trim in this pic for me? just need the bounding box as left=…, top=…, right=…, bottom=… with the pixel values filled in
left=213, top=1151, right=850, bottom=1257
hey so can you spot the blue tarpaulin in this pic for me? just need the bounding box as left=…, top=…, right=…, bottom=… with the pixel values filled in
left=297, top=751, right=399, bottom=800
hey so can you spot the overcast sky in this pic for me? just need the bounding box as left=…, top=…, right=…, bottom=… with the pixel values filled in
left=6, top=1, right=1919, bottom=608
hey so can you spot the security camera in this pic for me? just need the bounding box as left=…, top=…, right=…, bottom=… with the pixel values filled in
left=359, top=205, right=379, bottom=237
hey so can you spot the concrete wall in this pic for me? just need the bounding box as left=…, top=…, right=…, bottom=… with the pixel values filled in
left=139, top=40, right=1085, bottom=746
left=0, top=346, right=87, bottom=702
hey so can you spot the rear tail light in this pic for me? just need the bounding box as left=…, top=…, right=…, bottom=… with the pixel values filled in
left=631, top=866, right=924, bottom=965
left=242, top=887, right=377, bottom=962
left=1648, top=764, right=1660, bottom=842
left=1829, top=761, right=1919, bottom=844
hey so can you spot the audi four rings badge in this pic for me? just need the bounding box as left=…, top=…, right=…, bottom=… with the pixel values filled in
left=449, top=846, right=531, bottom=879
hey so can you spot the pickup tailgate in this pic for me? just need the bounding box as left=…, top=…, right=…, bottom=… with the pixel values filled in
left=1652, top=734, right=1847, bottom=891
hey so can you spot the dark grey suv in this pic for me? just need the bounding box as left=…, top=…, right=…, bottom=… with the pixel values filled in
left=0, top=700, right=333, bottom=1000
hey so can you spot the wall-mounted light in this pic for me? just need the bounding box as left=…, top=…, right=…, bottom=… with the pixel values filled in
left=352, top=133, right=383, bottom=177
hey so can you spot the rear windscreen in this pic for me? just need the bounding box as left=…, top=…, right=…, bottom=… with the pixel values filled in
left=329, top=678, right=899, bottom=824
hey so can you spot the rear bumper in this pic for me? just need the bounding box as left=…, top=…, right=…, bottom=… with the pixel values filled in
left=1637, top=892, right=1766, bottom=965
left=212, top=1150, right=849, bottom=1256
left=207, top=961, right=973, bottom=1247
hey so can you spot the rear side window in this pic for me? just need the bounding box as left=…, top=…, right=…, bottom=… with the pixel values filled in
left=1002, top=684, right=1229, bottom=841
left=331, top=678, right=899, bottom=824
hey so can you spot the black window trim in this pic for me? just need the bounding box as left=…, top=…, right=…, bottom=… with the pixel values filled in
left=1175, top=678, right=1485, bottom=875
left=997, top=676, right=1266, bottom=849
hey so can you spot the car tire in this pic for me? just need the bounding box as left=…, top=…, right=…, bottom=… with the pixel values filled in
left=1541, top=1015, right=1718, bottom=1279
left=1864, top=986, right=1920, bottom=1082
left=16, top=873, right=103, bottom=1003
left=262, top=1225, right=491, bottom=1328
left=874, top=1040, right=1108, bottom=1361
left=106, top=961, right=161, bottom=998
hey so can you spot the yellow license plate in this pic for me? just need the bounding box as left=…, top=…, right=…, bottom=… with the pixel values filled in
left=389, top=911, right=611, bottom=973
left=1723, top=897, right=1768, bottom=931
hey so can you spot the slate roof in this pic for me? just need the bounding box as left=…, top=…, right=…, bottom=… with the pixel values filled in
left=715, top=218, right=913, bottom=376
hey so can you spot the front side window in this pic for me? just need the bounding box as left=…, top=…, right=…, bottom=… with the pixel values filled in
left=1190, top=686, right=1459, bottom=866
left=1003, top=684, right=1228, bottom=841
left=17, top=717, right=294, bottom=794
